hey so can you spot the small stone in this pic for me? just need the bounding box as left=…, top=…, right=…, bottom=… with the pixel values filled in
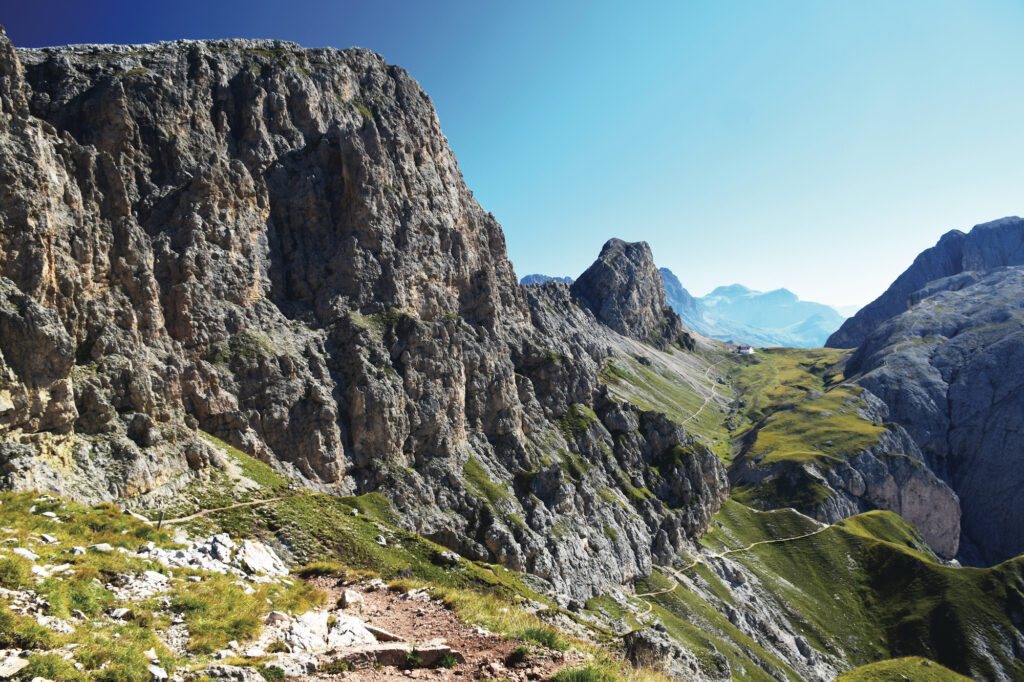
left=40, top=511, right=58, bottom=519
left=375, top=535, right=387, bottom=547
left=72, top=546, right=85, bottom=555
left=147, top=663, right=168, bottom=681
left=128, top=511, right=153, bottom=526
left=0, top=656, right=29, bottom=677
left=433, top=550, right=460, bottom=566
left=350, top=509, right=359, bottom=516
left=189, top=576, right=202, bottom=582
left=364, top=623, right=402, bottom=641
left=40, top=534, right=58, bottom=544
left=110, top=607, right=131, bottom=619
left=265, top=610, right=290, bottom=624
left=12, top=547, right=38, bottom=561
left=144, top=648, right=159, bottom=662
left=339, top=589, right=364, bottom=608
left=88, top=543, right=115, bottom=553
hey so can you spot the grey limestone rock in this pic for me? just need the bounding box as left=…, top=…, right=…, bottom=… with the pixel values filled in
left=0, top=28, right=727, bottom=600
left=624, top=625, right=731, bottom=681
left=848, top=266, right=1024, bottom=564
left=572, top=239, right=686, bottom=350
left=828, top=216, right=1024, bottom=349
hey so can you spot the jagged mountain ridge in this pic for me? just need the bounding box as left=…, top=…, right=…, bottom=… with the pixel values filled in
left=0, top=29, right=728, bottom=600
left=828, top=216, right=1024, bottom=349
left=520, top=274, right=573, bottom=285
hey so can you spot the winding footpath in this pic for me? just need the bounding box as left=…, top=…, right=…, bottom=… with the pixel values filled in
left=679, top=356, right=729, bottom=426
left=627, top=522, right=833, bottom=626
left=162, top=495, right=299, bottom=524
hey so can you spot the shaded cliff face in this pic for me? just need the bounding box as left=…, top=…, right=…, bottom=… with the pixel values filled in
left=0, top=29, right=727, bottom=599
left=572, top=239, right=687, bottom=350
left=828, top=216, right=1024, bottom=349
left=848, top=266, right=1024, bottom=564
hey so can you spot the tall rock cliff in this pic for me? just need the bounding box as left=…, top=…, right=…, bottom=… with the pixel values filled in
left=847, top=266, right=1024, bottom=564
left=826, top=217, right=1024, bottom=564
left=0, top=29, right=727, bottom=599
left=828, top=216, right=1024, bottom=349
left=572, top=239, right=688, bottom=350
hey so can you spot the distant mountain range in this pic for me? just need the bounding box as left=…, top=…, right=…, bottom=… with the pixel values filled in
left=662, top=272, right=849, bottom=347
left=521, top=272, right=850, bottom=347
left=520, top=273, right=574, bottom=285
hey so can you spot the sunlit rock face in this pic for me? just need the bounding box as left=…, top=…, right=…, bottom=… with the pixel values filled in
left=0, top=29, right=727, bottom=599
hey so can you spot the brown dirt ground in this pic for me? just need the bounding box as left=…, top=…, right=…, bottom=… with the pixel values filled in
left=294, top=576, right=584, bottom=681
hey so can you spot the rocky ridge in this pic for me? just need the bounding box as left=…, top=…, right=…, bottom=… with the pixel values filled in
left=846, top=265, right=1024, bottom=564
left=571, top=239, right=689, bottom=351
left=0, top=29, right=727, bottom=601
left=828, top=216, right=1024, bottom=349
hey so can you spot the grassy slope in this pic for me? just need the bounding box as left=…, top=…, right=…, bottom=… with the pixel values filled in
left=835, top=657, right=972, bottom=681
left=601, top=347, right=734, bottom=462
left=690, top=500, right=1024, bottom=680
left=563, top=341, right=1022, bottom=680
left=726, top=348, right=891, bottom=509
left=0, top=491, right=321, bottom=681
left=617, top=498, right=1023, bottom=680
left=731, top=347, right=884, bottom=464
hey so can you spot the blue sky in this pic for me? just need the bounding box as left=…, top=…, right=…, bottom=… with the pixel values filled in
left=6, top=1, right=1024, bottom=308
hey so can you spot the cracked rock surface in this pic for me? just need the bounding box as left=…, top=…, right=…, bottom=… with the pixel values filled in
left=0, top=29, right=727, bottom=599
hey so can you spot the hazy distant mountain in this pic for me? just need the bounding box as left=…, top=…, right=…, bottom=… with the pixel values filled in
left=833, top=304, right=862, bottom=317
left=520, top=274, right=574, bottom=285
left=658, top=270, right=846, bottom=347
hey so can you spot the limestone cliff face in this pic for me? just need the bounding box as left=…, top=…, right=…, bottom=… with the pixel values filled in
left=848, top=266, right=1024, bottom=564
left=572, top=239, right=688, bottom=350
left=0, top=29, right=727, bottom=599
left=828, top=216, right=1024, bottom=349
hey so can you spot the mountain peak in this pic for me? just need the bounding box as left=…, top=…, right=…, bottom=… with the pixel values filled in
left=707, top=283, right=753, bottom=298
left=572, top=239, right=684, bottom=349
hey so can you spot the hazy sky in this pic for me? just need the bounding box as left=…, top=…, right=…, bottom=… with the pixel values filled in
left=6, top=1, right=1023, bottom=308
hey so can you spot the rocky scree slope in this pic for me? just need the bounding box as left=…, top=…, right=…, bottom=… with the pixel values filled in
left=0, top=29, right=726, bottom=600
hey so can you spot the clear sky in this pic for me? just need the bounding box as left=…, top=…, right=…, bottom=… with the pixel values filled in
left=5, top=1, right=1023, bottom=308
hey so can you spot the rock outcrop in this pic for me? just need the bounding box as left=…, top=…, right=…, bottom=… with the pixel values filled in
left=0, top=29, right=727, bottom=599
left=847, top=265, right=1024, bottom=564
left=827, top=216, right=1024, bottom=349
left=730, top=389, right=961, bottom=558
left=572, top=239, right=686, bottom=350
